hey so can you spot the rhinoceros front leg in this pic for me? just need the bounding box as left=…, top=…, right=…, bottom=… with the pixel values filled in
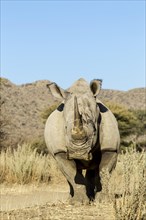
left=55, top=152, right=88, bottom=203
left=99, top=151, right=118, bottom=173
left=96, top=151, right=118, bottom=202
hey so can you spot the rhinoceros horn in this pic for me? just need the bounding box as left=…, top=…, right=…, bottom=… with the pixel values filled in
left=74, top=96, right=82, bottom=128
left=71, top=96, right=87, bottom=142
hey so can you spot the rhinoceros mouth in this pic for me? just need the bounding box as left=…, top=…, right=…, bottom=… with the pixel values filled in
left=66, top=135, right=93, bottom=161
left=71, top=137, right=88, bottom=146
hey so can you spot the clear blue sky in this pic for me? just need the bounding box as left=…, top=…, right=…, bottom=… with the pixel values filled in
left=1, top=0, right=145, bottom=90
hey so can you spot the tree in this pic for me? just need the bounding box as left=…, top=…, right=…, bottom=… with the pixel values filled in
left=105, top=101, right=138, bottom=137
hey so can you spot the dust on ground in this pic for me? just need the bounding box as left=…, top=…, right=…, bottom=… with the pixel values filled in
left=0, top=184, right=115, bottom=220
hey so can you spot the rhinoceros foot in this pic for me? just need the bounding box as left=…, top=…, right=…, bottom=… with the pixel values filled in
left=69, top=194, right=89, bottom=206
left=67, top=186, right=89, bottom=205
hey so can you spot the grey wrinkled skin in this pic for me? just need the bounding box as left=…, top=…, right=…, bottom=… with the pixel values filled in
left=44, top=78, right=120, bottom=203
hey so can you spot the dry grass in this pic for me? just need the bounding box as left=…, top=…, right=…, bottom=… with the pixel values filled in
left=100, top=148, right=146, bottom=220
left=113, top=149, right=146, bottom=220
left=0, top=144, right=52, bottom=184
left=0, top=145, right=145, bottom=219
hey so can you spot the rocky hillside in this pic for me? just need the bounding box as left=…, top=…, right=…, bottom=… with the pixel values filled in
left=0, top=78, right=145, bottom=148
left=0, top=78, right=54, bottom=148
left=98, top=88, right=145, bottom=110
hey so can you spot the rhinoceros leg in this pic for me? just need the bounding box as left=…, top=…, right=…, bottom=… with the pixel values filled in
left=99, top=151, right=118, bottom=173
left=85, top=169, right=96, bottom=200
left=55, top=152, right=88, bottom=203
left=85, top=168, right=102, bottom=201
left=95, top=151, right=117, bottom=202
left=99, top=152, right=123, bottom=200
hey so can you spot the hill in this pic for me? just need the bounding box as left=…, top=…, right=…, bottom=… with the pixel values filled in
left=0, top=78, right=145, bottom=148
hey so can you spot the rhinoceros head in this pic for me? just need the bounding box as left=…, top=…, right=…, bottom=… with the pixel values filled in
left=47, top=78, right=102, bottom=161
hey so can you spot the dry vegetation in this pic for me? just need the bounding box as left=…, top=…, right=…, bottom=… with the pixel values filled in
left=103, top=148, right=146, bottom=220
left=0, top=144, right=62, bottom=185
left=0, top=144, right=51, bottom=184
left=0, top=145, right=145, bottom=219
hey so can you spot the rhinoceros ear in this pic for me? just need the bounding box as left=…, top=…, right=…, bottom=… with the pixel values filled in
left=46, top=82, right=67, bottom=100
left=90, top=79, right=102, bottom=96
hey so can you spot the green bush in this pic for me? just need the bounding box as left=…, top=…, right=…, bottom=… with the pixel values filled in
left=105, top=102, right=146, bottom=150
left=30, top=138, right=48, bottom=155
left=41, top=102, right=60, bottom=124
left=0, top=98, right=9, bottom=151
left=134, top=110, right=146, bottom=136
left=105, top=102, right=138, bottom=137
left=0, top=114, right=6, bottom=150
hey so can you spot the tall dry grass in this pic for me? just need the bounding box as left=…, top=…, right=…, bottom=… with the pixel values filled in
left=0, top=144, right=52, bottom=184
left=100, top=148, right=146, bottom=220
left=114, top=149, right=146, bottom=220
left=0, top=143, right=145, bottom=219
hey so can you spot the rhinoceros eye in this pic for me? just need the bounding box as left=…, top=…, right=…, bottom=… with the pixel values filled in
left=65, top=125, right=67, bottom=131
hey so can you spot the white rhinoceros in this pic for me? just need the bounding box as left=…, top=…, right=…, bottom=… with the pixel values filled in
left=44, top=78, right=120, bottom=203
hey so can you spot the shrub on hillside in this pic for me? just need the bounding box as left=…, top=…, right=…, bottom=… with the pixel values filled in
left=105, top=101, right=145, bottom=150
left=30, top=138, right=48, bottom=155
left=105, top=102, right=138, bottom=136
left=0, top=113, right=6, bottom=150
left=134, top=109, right=146, bottom=136
left=41, top=102, right=60, bottom=124
left=0, top=96, right=9, bottom=151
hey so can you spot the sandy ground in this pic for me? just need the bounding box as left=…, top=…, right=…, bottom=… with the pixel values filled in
left=0, top=184, right=68, bottom=211
left=0, top=184, right=115, bottom=220
left=0, top=203, right=115, bottom=220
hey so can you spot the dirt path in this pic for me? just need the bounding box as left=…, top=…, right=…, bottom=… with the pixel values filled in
left=1, top=202, right=115, bottom=220
left=0, top=190, right=68, bottom=211
left=0, top=184, right=115, bottom=220
left=0, top=184, right=68, bottom=211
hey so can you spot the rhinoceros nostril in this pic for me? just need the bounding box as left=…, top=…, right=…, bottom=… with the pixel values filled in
left=71, top=127, right=87, bottom=142
left=72, top=137, right=88, bottom=146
